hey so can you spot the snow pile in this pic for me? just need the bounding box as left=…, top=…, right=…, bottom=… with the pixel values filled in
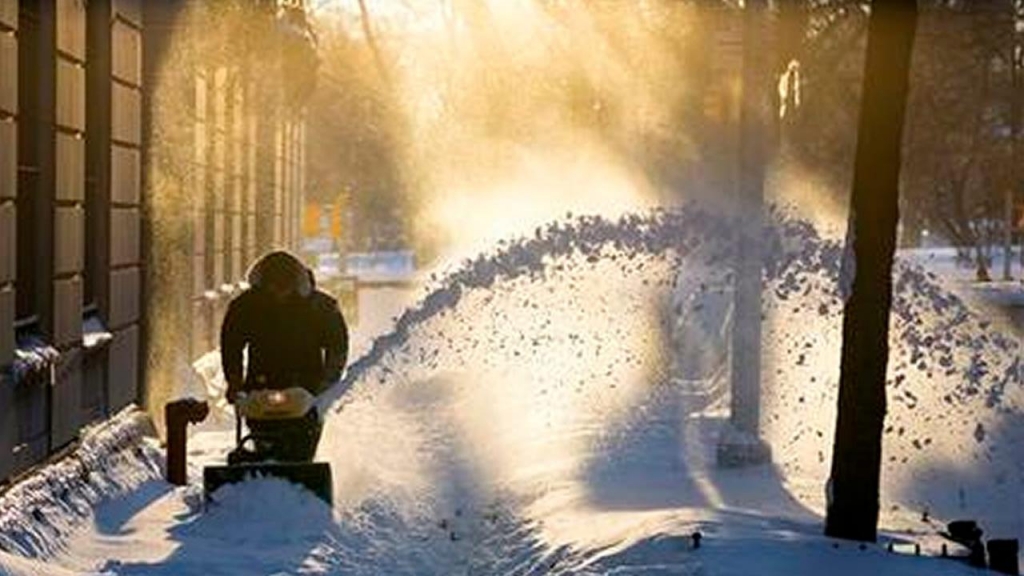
left=204, top=478, right=334, bottom=538
left=0, top=407, right=162, bottom=560
left=88, top=479, right=343, bottom=576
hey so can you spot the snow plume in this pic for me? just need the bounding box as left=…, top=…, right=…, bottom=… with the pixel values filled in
left=0, top=408, right=162, bottom=560
left=762, top=249, right=1023, bottom=535
left=324, top=205, right=845, bottom=411
left=325, top=205, right=1023, bottom=539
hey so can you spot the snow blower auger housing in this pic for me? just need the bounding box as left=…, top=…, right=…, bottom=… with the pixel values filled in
left=203, top=388, right=333, bottom=505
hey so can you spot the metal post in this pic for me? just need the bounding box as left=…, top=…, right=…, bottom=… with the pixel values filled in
left=164, top=398, right=209, bottom=486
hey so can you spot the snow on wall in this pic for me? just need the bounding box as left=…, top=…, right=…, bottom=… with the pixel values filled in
left=11, top=336, right=59, bottom=383
left=81, top=316, right=113, bottom=351
left=0, top=407, right=163, bottom=560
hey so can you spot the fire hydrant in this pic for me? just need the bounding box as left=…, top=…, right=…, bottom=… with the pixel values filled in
left=164, top=398, right=210, bottom=485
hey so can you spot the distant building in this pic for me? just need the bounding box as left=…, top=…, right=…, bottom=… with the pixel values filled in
left=0, top=0, right=315, bottom=485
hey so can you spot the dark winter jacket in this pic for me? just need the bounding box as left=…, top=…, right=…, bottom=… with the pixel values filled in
left=221, top=251, right=349, bottom=399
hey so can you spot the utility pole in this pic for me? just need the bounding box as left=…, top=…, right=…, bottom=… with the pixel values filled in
left=718, top=0, right=772, bottom=467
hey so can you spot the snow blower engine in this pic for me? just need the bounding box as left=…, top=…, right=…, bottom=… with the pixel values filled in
left=203, top=388, right=333, bottom=505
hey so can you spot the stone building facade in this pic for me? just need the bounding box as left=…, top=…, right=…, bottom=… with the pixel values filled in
left=0, top=0, right=312, bottom=484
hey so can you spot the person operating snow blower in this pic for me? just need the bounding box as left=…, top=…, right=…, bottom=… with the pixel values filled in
left=204, top=251, right=348, bottom=503
left=222, top=250, right=348, bottom=461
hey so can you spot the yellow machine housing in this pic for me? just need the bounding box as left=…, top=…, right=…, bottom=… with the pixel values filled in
left=237, top=388, right=316, bottom=421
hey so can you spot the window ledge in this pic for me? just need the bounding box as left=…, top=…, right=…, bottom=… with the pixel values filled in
left=83, top=314, right=113, bottom=352
left=13, top=334, right=59, bottom=384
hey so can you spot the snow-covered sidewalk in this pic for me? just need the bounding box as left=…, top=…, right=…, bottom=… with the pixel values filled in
left=2, top=383, right=994, bottom=576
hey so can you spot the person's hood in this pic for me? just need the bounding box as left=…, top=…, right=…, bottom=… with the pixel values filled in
left=247, top=250, right=315, bottom=297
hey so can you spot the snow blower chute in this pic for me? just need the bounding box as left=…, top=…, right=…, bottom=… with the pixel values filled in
left=203, top=388, right=332, bottom=505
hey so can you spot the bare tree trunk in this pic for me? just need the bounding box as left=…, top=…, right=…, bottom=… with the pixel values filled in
left=1014, top=1, right=1023, bottom=269
left=1005, top=164, right=1014, bottom=279
left=1006, top=1, right=1021, bottom=279
left=825, top=0, right=918, bottom=542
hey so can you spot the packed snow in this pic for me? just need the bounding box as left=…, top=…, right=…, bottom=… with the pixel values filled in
left=0, top=206, right=1021, bottom=575
left=0, top=408, right=162, bottom=561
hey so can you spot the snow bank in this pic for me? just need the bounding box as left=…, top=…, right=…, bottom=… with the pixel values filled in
left=0, top=407, right=163, bottom=560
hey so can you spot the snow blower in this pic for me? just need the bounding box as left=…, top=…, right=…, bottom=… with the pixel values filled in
left=203, top=388, right=333, bottom=505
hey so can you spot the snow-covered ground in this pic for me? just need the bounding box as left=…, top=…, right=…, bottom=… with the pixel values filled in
left=1, top=208, right=1022, bottom=575
left=902, top=248, right=1024, bottom=309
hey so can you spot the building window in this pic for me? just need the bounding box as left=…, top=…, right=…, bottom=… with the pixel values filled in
left=16, top=3, right=42, bottom=325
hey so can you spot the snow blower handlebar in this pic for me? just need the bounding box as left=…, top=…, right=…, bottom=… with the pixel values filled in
left=235, top=406, right=243, bottom=447
left=230, top=388, right=319, bottom=454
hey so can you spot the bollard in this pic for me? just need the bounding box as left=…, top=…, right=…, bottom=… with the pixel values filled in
left=165, top=398, right=210, bottom=486
left=987, top=539, right=1019, bottom=575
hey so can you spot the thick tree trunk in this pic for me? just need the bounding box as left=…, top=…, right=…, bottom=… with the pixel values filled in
left=824, top=0, right=918, bottom=542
